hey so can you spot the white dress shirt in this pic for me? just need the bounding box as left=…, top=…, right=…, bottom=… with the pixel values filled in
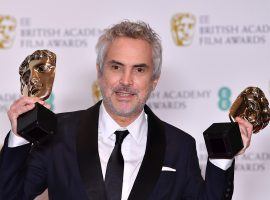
left=8, top=102, right=233, bottom=200
left=98, top=103, right=147, bottom=200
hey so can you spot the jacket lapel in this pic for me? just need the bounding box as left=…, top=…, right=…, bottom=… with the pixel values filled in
left=128, top=105, right=166, bottom=200
left=76, top=102, right=166, bottom=200
left=76, top=101, right=107, bottom=200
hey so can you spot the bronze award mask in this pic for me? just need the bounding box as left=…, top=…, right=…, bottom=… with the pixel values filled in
left=204, top=87, right=270, bottom=159
left=229, top=87, right=270, bottom=133
left=17, top=50, right=57, bottom=144
left=19, top=50, right=56, bottom=100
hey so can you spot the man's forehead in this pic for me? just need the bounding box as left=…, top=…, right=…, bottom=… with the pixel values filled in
left=106, top=59, right=150, bottom=68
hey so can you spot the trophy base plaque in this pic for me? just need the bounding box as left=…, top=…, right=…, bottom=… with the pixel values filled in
left=203, top=122, right=243, bottom=159
left=17, top=102, right=57, bottom=144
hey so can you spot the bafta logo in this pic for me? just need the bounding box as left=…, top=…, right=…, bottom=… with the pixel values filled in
left=171, top=13, right=196, bottom=46
left=0, top=15, right=17, bottom=49
left=92, top=80, right=102, bottom=103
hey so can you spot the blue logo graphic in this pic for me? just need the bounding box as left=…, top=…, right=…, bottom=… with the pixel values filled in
left=218, top=87, right=231, bottom=111
left=45, top=92, right=55, bottom=111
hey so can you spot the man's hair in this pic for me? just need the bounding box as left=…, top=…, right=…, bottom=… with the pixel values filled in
left=96, top=20, right=162, bottom=79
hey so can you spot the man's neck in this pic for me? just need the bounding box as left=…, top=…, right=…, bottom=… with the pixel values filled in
left=102, top=104, right=143, bottom=127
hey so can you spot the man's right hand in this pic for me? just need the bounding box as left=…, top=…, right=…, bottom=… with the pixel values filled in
left=7, top=96, right=51, bottom=136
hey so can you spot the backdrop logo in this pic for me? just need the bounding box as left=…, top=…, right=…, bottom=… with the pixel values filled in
left=171, top=13, right=196, bottom=46
left=92, top=80, right=102, bottom=103
left=218, top=87, right=231, bottom=111
left=45, top=92, right=55, bottom=111
left=0, top=15, right=17, bottom=49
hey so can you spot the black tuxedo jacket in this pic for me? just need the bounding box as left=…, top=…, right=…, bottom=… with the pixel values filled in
left=0, top=102, right=234, bottom=200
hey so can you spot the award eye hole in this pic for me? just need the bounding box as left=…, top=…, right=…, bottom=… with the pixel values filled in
left=35, top=64, right=51, bottom=73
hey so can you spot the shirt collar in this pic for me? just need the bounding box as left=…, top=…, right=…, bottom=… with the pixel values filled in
left=98, top=102, right=147, bottom=144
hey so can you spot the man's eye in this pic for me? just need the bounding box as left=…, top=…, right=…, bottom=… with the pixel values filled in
left=111, top=65, right=120, bottom=70
left=136, top=67, right=145, bottom=73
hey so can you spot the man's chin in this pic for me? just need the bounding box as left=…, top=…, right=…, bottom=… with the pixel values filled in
left=111, top=105, right=142, bottom=118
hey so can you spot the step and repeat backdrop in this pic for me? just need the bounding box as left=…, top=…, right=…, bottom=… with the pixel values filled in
left=1, top=0, right=270, bottom=199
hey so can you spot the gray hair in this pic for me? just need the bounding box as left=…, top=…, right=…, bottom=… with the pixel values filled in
left=95, top=20, right=162, bottom=79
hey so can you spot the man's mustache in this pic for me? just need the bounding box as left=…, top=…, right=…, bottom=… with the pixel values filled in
left=113, top=85, right=138, bottom=95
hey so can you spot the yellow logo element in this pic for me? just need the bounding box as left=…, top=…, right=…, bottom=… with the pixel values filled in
left=0, top=15, right=17, bottom=49
left=171, top=13, right=196, bottom=46
left=92, top=80, right=102, bottom=103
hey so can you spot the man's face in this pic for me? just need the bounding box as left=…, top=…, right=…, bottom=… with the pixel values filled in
left=0, top=16, right=16, bottom=49
left=20, top=58, right=56, bottom=100
left=98, top=37, right=159, bottom=119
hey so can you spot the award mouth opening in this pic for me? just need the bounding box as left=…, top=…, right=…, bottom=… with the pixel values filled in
left=30, top=87, right=41, bottom=96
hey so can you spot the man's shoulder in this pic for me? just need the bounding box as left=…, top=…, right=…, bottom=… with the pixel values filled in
left=160, top=121, right=197, bottom=164
left=144, top=104, right=195, bottom=144
left=55, top=101, right=101, bottom=124
left=162, top=121, right=195, bottom=144
left=56, top=109, right=84, bottom=122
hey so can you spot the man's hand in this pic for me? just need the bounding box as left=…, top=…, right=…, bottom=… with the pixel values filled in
left=235, top=117, right=253, bottom=155
left=7, top=96, right=51, bottom=136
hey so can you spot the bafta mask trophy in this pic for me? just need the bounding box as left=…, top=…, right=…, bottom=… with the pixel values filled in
left=171, top=13, right=196, bottom=46
left=17, top=50, right=57, bottom=144
left=204, top=87, right=270, bottom=158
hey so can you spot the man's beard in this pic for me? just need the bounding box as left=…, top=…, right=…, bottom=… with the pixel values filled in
left=100, top=84, right=152, bottom=118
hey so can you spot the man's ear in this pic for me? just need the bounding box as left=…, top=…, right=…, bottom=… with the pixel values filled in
left=96, top=64, right=101, bottom=78
left=152, top=77, right=159, bottom=91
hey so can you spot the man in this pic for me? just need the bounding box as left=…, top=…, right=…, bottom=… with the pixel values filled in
left=0, top=21, right=252, bottom=200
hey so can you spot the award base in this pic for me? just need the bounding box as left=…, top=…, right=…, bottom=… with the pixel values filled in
left=17, top=102, right=57, bottom=144
left=203, top=122, right=243, bottom=159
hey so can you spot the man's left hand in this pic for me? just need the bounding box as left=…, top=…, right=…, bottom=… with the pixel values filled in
left=235, top=117, right=253, bottom=155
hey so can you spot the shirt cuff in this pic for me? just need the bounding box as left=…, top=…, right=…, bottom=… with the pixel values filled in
left=209, top=158, right=234, bottom=170
left=8, top=131, right=29, bottom=147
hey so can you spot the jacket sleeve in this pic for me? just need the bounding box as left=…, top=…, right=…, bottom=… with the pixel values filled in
left=0, top=133, right=48, bottom=200
left=182, top=138, right=234, bottom=200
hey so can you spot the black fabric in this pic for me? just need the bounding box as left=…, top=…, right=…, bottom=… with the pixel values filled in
left=76, top=101, right=107, bottom=200
left=128, top=105, right=166, bottom=200
left=0, top=102, right=235, bottom=200
left=105, top=130, right=129, bottom=200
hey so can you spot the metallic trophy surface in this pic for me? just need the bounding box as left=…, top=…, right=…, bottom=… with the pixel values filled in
left=204, top=87, right=270, bottom=158
left=17, top=50, right=57, bottom=144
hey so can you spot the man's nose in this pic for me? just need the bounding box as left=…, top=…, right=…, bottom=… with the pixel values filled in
left=120, top=69, right=133, bottom=86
